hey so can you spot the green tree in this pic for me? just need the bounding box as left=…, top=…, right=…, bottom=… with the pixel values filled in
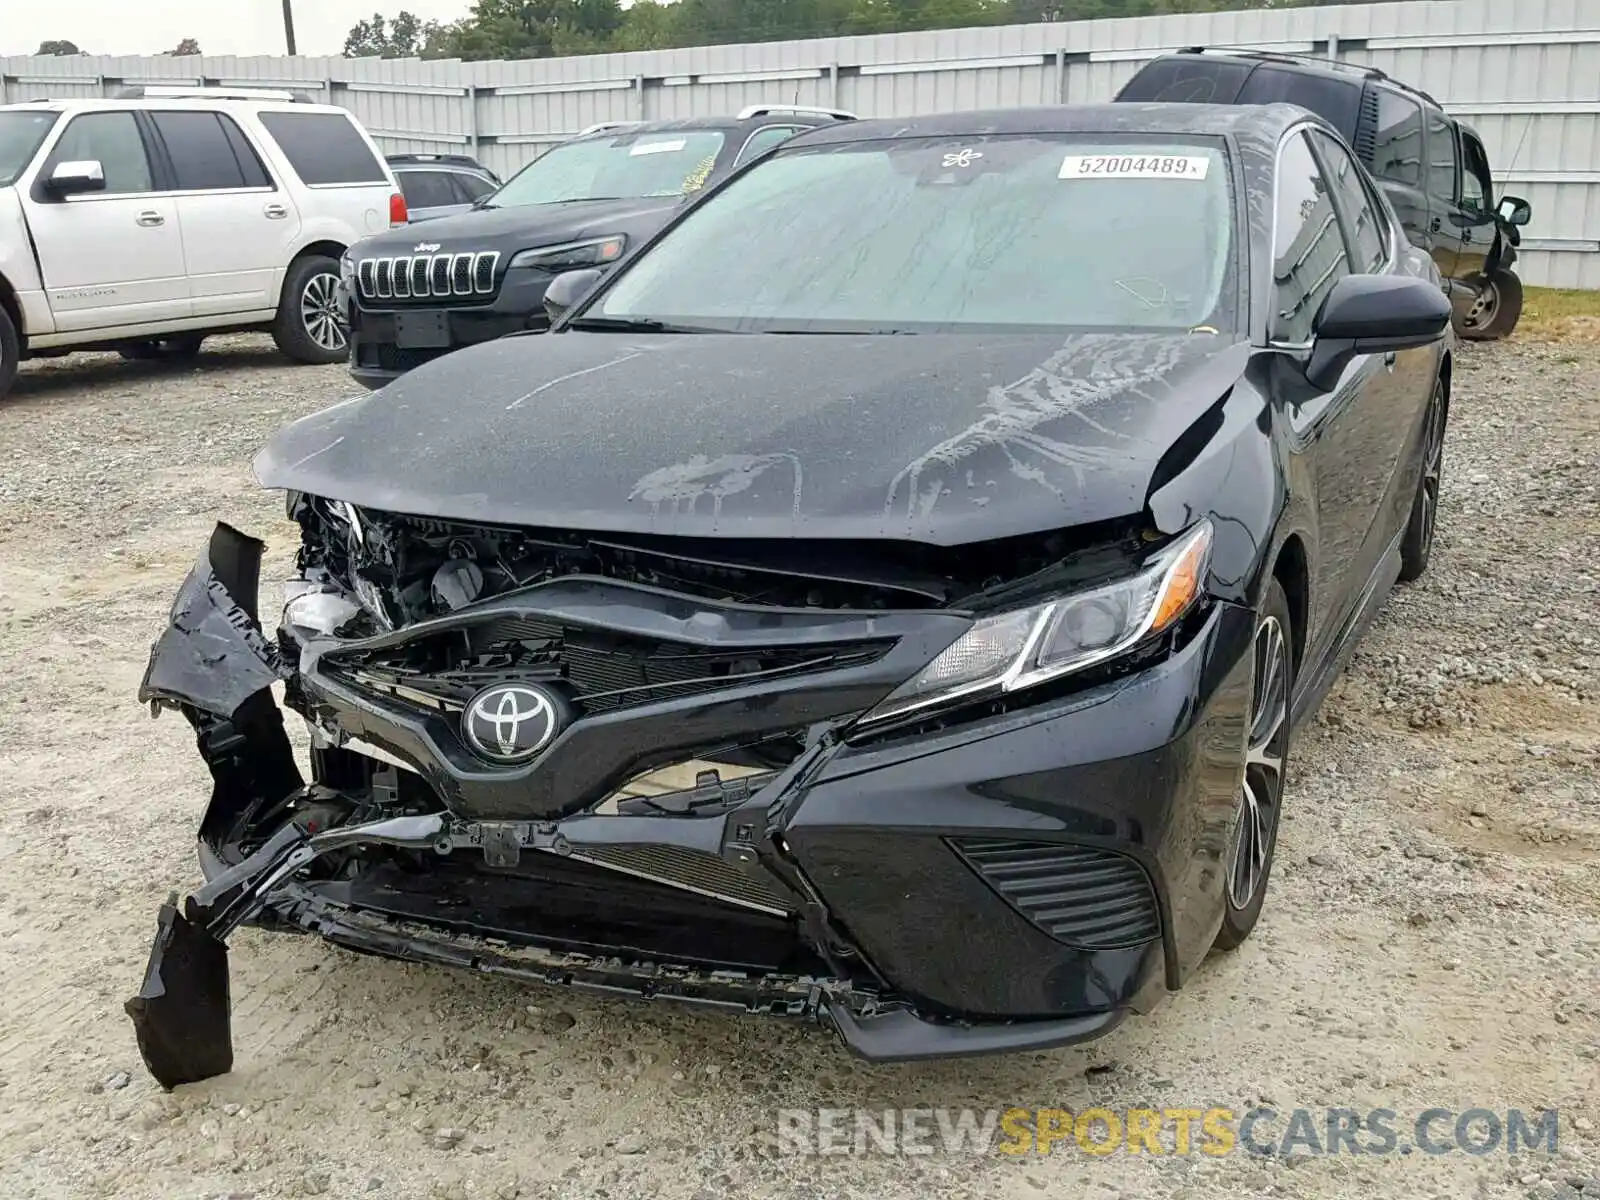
left=169, top=38, right=202, bottom=55
left=36, top=39, right=84, bottom=55
left=344, top=11, right=451, bottom=58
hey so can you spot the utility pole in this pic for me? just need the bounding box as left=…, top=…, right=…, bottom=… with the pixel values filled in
left=282, top=0, right=298, bottom=55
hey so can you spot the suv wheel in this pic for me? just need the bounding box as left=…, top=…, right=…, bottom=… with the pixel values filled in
left=0, top=305, right=18, bottom=401
left=118, top=334, right=206, bottom=362
left=273, top=254, right=348, bottom=365
left=1458, top=270, right=1524, bottom=341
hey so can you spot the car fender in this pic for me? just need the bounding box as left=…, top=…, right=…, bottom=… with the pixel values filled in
left=1145, top=365, right=1294, bottom=613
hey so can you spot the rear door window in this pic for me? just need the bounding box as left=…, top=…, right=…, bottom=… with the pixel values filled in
left=256, top=110, right=386, bottom=185
left=151, top=111, right=272, bottom=191
left=1114, top=57, right=1253, bottom=103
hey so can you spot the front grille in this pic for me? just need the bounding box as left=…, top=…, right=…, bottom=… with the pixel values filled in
left=950, top=838, right=1160, bottom=950
left=323, top=614, right=892, bottom=717
left=357, top=251, right=500, bottom=303
left=566, top=844, right=794, bottom=915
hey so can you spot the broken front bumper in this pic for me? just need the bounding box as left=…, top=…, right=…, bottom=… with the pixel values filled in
left=129, top=524, right=1255, bottom=1086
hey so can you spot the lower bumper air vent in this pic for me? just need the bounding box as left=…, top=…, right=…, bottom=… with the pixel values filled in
left=949, top=838, right=1161, bottom=949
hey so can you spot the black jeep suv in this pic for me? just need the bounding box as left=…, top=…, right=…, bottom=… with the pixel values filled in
left=1115, top=48, right=1533, bottom=339
left=343, top=105, right=855, bottom=388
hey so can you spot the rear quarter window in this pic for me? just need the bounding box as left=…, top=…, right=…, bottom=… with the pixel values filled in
left=256, top=110, right=386, bottom=186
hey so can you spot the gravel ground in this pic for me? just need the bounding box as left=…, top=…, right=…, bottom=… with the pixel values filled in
left=0, top=334, right=1596, bottom=1200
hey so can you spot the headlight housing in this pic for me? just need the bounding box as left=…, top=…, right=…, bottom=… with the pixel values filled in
left=509, top=235, right=626, bottom=272
left=859, top=520, right=1213, bottom=726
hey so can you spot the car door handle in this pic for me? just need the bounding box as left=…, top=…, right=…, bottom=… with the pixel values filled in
left=135, top=211, right=165, bottom=227
left=263, top=203, right=290, bottom=220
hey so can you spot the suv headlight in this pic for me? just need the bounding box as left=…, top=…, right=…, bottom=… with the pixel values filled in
left=859, top=520, right=1213, bottom=726
left=509, top=235, right=626, bottom=272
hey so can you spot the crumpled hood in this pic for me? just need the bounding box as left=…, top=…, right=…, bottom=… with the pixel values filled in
left=256, top=330, right=1250, bottom=545
left=353, top=195, right=683, bottom=256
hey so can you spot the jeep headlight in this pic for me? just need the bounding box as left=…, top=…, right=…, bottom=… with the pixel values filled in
left=859, top=520, right=1213, bottom=726
left=509, top=235, right=626, bottom=272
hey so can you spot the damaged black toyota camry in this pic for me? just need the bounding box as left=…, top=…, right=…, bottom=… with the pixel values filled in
left=129, top=102, right=1454, bottom=1087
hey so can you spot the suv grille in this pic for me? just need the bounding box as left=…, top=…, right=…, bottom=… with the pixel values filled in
left=950, top=838, right=1161, bottom=949
left=357, top=251, right=499, bottom=303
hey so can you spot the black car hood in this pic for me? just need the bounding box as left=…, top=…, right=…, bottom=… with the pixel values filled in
left=257, top=331, right=1250, bottom=545
left=358, top=196, right=684, bottom=255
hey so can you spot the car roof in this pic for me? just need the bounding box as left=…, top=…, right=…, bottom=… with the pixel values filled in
left=785, top=101, right=1326, bottom=149
left=0, top=96, right=351, bottom=116
left=1139, top=47, right=1444, bottom=111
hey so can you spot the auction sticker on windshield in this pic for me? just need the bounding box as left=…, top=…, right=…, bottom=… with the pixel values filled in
left=631, top=139, right=688, bottom=156
left=1059, top=154, right=1211, bottom=180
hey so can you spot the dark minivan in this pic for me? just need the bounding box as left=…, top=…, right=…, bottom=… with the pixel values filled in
left=1115, top=48, right=1533, bottom=339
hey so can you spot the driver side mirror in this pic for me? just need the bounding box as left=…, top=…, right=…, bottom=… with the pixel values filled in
left=43, top=159, right=106, bottom=197
left=1496, top=194, right=1532, bottom=226
left=1305, top=274, right=1452, bottom=392
left=542, top=267, right=605, bottom=325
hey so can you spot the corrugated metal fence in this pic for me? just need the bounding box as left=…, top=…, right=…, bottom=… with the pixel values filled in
left=5, top=0, right=1599, bottom=286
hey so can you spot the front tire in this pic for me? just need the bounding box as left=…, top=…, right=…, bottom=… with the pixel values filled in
left=1458, top=270, right=1523, bottom=341
left=1213, top=578, right=1293, bottom=952
left=0, top=305, right=18, bottom=401
left=1399, top=378, right=1447, bottom=583
left=273, top=254, right=348, bottom=365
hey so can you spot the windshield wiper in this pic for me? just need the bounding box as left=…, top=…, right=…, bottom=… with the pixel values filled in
left=564, top=316, right=714, bottom=333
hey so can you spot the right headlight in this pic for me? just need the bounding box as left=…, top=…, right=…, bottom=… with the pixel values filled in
left=858, top=520, right=1213, bottom=727
left=509, top=235, right=626, bottom=272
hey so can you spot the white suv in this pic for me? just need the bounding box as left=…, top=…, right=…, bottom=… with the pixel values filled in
left=0, top=86, right=406, bottom=399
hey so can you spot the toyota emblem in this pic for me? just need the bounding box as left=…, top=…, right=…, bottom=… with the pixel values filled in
left=461, top=684, right=568, bottom=764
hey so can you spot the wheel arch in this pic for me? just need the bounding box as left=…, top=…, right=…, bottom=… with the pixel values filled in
left=1268, top=533, right=1310, bottom=673
left=0, top=271, right=24, bottom=348
left=291, top=239, right=349, bottom=267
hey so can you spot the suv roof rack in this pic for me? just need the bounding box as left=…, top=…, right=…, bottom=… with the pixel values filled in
left=1174, top=46, right=1439, bottom=107
left=113, top=84, right=317, bottom=103
left=737, top=103, right=857, bottom=122
left=576, top=120, right=644, bottom=136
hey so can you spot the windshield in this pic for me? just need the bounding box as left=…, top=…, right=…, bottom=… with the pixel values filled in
left=485, top=130, right=726, bottom=207
left=0, top=111, right=59, bottom=187
left=592, top=135, right=1237, bottom=334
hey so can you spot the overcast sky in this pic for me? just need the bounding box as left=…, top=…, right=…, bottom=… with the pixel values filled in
left=3, top=0, right=476, bottom=59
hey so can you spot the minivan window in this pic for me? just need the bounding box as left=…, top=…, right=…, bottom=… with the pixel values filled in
left=0, top=110, right=59, bottom=185
left=1235, top=67, right=1362, bottom=142
left=485, top=131, right=727, bottom=208
left=595, top=136, right=1237, bottom=334
left=1425, top=110, right=1458, bottom=200
left=256, top=110, right=386, bottom=185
